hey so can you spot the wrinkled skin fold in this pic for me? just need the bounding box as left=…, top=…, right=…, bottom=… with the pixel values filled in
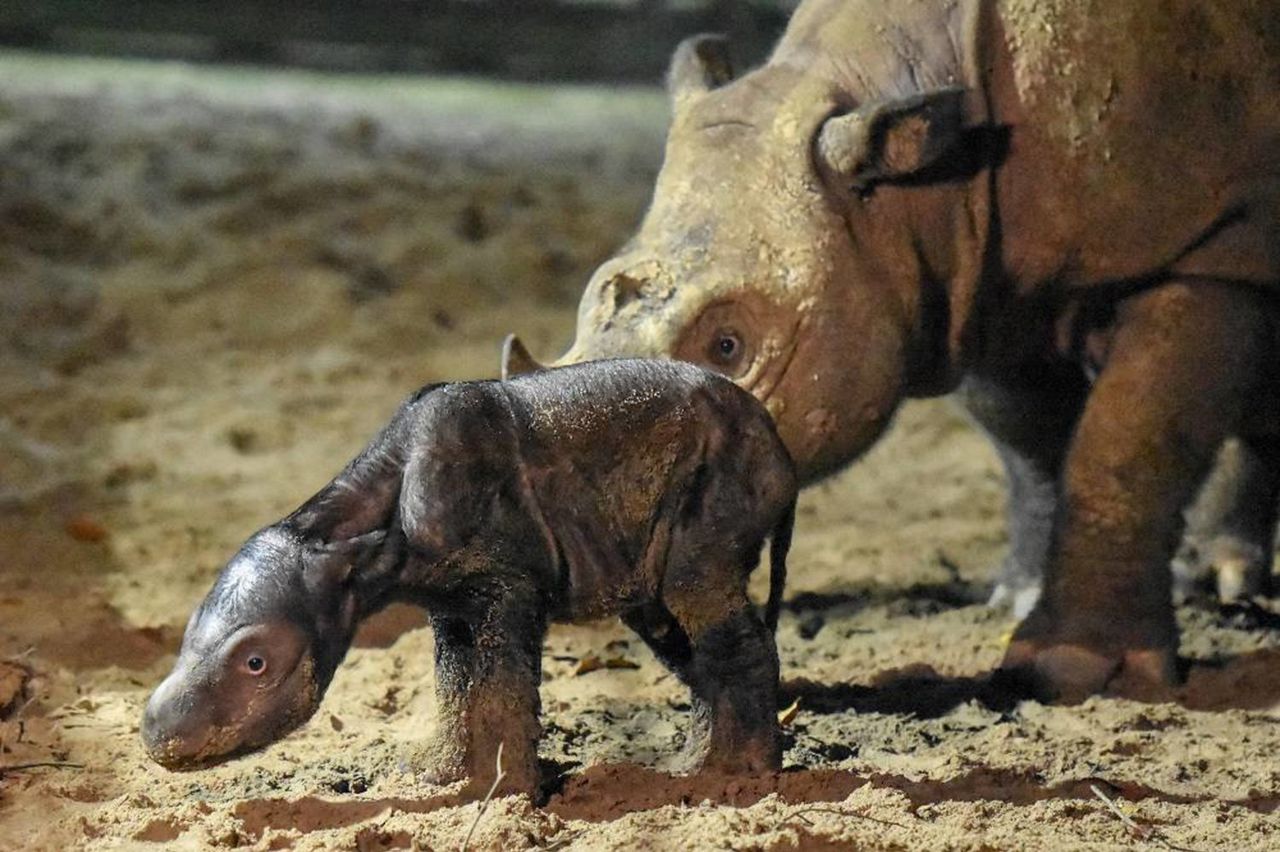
left=143, top=361, right=798, bottom=793
left=546, top=0, right=1280, bottom=701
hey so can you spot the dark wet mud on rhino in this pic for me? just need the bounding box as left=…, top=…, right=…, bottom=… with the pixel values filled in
left=1, top=54, right=1278, bottom=851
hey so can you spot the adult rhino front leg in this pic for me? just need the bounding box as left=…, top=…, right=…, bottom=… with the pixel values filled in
left=957, top=365, right=1088, bottom=618
left=1003, top=282, right=1270, bottom=703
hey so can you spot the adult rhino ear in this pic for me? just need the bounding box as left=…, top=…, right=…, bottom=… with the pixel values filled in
left=817, top=87, right=967, bottom=194
left=501, top=334, right=546, bottom=381
left=667, top=33, right=734, bottom=101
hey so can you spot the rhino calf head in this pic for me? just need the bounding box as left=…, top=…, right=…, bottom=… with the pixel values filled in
left=536, top=31, right=982, bottom=481
left=141, top=527, right=364, bottom=768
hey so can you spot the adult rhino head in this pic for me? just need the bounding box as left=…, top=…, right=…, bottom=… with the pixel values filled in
left=514, top=14, right=996, bottom=481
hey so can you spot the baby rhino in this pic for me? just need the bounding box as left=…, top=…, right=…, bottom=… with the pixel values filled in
left=141, top=357, right=798, bottom=793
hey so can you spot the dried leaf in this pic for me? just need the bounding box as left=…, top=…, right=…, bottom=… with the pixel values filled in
left=65, top=515, right=108, bottom=543
left=604, top=657, right=639, bottom=671
left=778, top=698, right=800, bottom=726
left=573, top=655, right=604, bottom=676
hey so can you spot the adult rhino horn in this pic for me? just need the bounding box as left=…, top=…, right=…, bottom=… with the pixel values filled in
left=667, top=33, right=735, bottom=101
left=817, top=87, right=967, bottom=193
left=501, top=334, right=547, bottom=381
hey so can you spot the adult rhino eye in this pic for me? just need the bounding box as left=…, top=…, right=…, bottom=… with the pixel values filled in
left=708, top=329, right=743, bottom=366
left=245, top=655, right=266, bottom=676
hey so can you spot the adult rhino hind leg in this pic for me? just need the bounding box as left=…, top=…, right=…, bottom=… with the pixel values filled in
left=1174, top=436, right=1280, bottom=602
left=956, top=367, right=1087, bottom=618
left=1002, top=283, right=1269, bottom=703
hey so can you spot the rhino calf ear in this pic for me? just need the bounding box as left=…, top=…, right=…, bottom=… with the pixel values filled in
left=501, top=334, right=546, bottom=381
left=303, top=531, right=386, bottom=589
left=667, top=33, right=734, bottom=100
left=818, top=87, right=967, bottom=193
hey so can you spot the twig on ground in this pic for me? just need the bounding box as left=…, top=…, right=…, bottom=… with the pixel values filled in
left=1089, top=784, right=1204, bottom=852
left=460, top=742, right=506, bottom=852
left=780, top=804, right=909, bottom=831
left=1090, top=784, right=1152, bottom=840
left=0, top=761, right=83, bottom=774
left=538, top=829, right=583, bottom=850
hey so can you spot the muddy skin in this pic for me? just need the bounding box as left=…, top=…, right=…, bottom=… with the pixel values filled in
left=142, top=359, right=798, bottom=794
left=542, top=0, right=1280, bottom=701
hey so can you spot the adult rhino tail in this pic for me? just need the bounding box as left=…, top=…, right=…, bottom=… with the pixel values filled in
left=765, top=498, right=796, bottom=632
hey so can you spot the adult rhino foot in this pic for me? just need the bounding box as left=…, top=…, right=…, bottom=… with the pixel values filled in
left=1172, top=535, right=1271, bottom=604
left=999, top=638, right=1177, bottom=704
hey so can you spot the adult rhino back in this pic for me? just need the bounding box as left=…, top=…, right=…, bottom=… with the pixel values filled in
left=989, top=0, right=1280, bottom=288
left=539, top=0, right=1280, bottom=702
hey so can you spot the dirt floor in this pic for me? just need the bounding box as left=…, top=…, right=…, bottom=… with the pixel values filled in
left=1, top=53, right=1278, bottom=851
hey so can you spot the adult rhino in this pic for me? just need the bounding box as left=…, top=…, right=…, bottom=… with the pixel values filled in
left=508, top=0, right=1280, bottom=702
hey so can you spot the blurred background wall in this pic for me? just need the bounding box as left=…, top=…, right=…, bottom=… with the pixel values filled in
left=0, top=1, right=797, bottom=82
left=0, top=2, right=805, bottom=651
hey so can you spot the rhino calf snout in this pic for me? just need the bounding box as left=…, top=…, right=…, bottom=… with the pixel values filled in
left=140, top=673, right=206, bottom=769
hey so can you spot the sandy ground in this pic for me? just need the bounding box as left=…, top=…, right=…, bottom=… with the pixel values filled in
left=1, top=53, right=1278, bottom=851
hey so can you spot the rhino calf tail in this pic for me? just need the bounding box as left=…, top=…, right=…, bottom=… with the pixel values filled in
left=765, top=499, right=796, bottom=632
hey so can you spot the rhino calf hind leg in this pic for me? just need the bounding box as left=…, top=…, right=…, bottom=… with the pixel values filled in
left=659, top=525, right=781, bottom=774
left=1174, top=436, right=1280, bottom=602
left=622, top=602, right=694, bottom=673
left=1004, top=283, right=1271, bottom=702
left=957, top=369, right=1087, bottom=617
left=621, top=603, right=711, bottom=767
left=421, top=584, right=546, bottom=794
left=669, top=595, right=781, bottom=775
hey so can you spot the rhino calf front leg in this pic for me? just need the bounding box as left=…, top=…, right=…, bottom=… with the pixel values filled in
left=417, top=613, right=476, bottom=785
left=420, top=585, right=546, bottom=794
left=957, top=369, right=1087, bottom=617
left=1175, top=436, right=1280, bottom=602
left=1004, top=283, right=1270, bottom=702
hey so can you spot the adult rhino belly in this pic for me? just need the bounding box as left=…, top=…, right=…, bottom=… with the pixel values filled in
left=990, top=0, right=1280, bottom=290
